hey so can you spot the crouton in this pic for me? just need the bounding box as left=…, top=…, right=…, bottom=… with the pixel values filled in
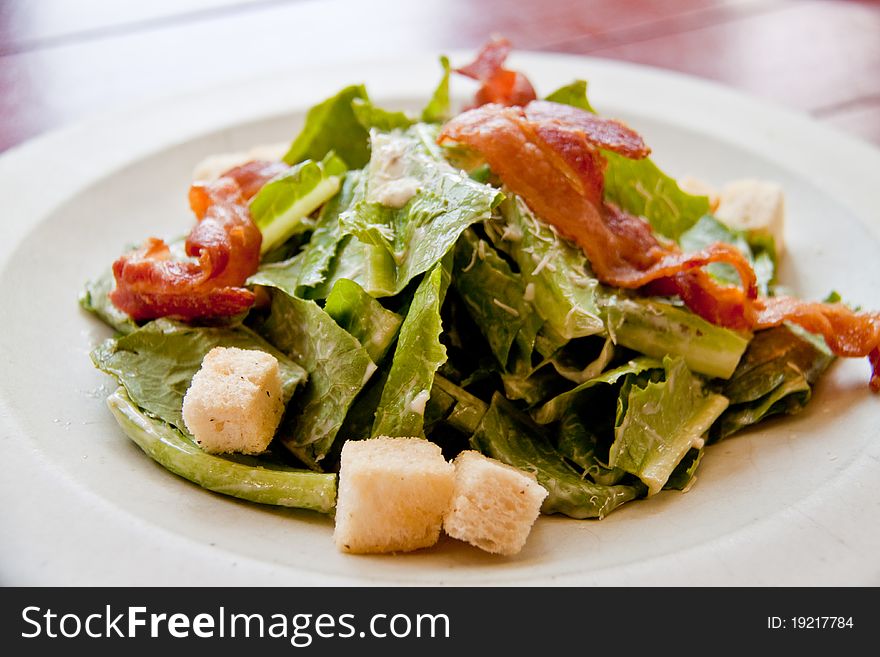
left=191, top=141, right=289, bottom=181
left=334, top=437, right=455, bottom=554
left=443, top=451, right=548, bottom=556
left=715, top=179, right=786, bottom=257
left=181, top=347, right=284, bottom=454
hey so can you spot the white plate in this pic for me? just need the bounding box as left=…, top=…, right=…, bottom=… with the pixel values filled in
left=1, top=52, right=879, bottom=586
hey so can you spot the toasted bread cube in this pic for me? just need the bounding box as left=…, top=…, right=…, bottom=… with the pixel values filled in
left=443, top=451, right=548, bottom=556
left=182, top=347, right=284, bottom=454
left=334, top=437, right=455, bottom=554
left=715, top=179, right=785, bottom=257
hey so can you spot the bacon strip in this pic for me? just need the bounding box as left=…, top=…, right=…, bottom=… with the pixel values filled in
left=110, top=160, right=284, bottom=321
left=439, top=102, right=880, bottom=388
left=455, top=37, right=537, bottom=108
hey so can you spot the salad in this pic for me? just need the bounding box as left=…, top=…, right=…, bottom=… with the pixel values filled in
left=81, top=38, right=880, bottom=550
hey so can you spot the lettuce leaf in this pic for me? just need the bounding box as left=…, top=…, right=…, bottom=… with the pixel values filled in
left=324, top=278, right=402, bottom=364
left=341, top=125, right=503, bottom=296
left=603, top=153, right=710, bottom=240
left=492, top=196, right=604, bottom=340
left=371, top=258, right=451, bottom=438
left=421, top=56, right=451, bottom=123
left=80, top=269, right=138, bottom=335
left=106, top=387, right=336, bottom=513
left=679, top=214, right=776, bottom=295
left=601, top=294, right=750, bottom=379
left=429, top=375, right=488, bottom=435
left=453, top=228, right=543, bottom=368
left=610, top=356, right=729, bottom=495
left=91, top=318, right=307, bottom=433
left=546, top=80, right=710, bottom=240
left=261, top=289, right=376, bottom=468
left=352, top=98, right=415, bottom=132
left=533, top=357, right=662, bottom=424
left=250, top=153, right=347, bottom=254
left=283, top=84, right=370, bottom=168
left=471, top=394, right=642, bottom=519
left=712, top=324, right=835, bottom=440
left=545, top=80, right=596, bottom=113
left=556, top=411, right=626, bottom=486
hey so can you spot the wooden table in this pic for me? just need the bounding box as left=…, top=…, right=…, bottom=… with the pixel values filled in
left=2, top=0, right=879, bottom=153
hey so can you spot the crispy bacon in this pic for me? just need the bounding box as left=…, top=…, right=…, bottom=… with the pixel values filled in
left=455, top=37, right=537, bottom=108
left=439, top=101, right=880, bottom=388
left=109, top=161, right=284, bottom=321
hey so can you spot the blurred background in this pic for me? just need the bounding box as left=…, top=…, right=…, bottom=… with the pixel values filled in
left=1, top=0, right=879, bottom=152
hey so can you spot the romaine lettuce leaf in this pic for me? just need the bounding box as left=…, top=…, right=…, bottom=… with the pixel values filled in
left=352, top=98, right=415, bottom=132
left=493, top=196, right=604, bottom=340
left=453, top=228, right=543, bottom=368
left=610, top=356, right=729, bottom=495
left=341, top=126, right=503, bottom=296
left=545, top=80, right=596, bottom=113
left=663, top=447, right=704, bottom=491
left=712, top=324, right=835, bottom=440
left=601, top=294, right=750, bottom=379
left=91, top=318, right=307, bottom=433
left=547, top=336, right=615, bottom=384
left=499, top=358, right=568, bottom=408
left=324, top=278, right=402, bottom=364
left=261, top=289, right=376, bottom=468
left=421, top=56, right=451, bottom=123
left=603, top=153, right=710, bottom=240
left=80, top=269, right=138, bottom=335
left=283, top=84, right=370, bottom=168
left=556, top=411, right=626, bottom=486
left=533, top=356, right=662, bottom=424
left=679, top=215, right=776, bottom=295
left=250, top=153, right=347, bottom=254
left=107, top=387, right=336, bottom=513
left=429, top=375, right=488, bottom=435
left=371, top=258, right=451, bottom=438
left=471, top=394, right=642, bottom=519
left=546, top=81, right=710, bottom=240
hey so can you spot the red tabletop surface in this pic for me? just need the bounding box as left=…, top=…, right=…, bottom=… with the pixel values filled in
left=1, top=0, right=879, bottom=153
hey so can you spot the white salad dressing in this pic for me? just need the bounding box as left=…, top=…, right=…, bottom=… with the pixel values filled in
left=368, top=134, right=421, bottom=208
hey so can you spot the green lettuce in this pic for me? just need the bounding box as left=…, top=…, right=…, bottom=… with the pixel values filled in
left=283, top=84, right=370, bottom=168
left=91, top=318, right=307, bottom=433
left=493, top=197, right=604, bottom=340
left=429, top=375, right=488, bottom=435
left=679, top=215, right=776, bottom=294
left=533, top=357, right=662, bottom=424
left=260, top=289, right=376, bottom=468
left=610, top=356, right=729, bottom=494
left=712, top=324, right=835, bottom=440
left=250, top=153, right=347, bottom=254
left=79, top=269, right=138, bottom=335
left=341, top=126, right=503, bottom=296
left=453, top=228, right=543, bottom=368
left=601, top=294, right=750, bottom=379
left=556, top=411, right=626, bottom=486
left=664, top=447, right=704, bottom=491
left=545, top=80, right=596, bottom=113
left=547, top=80, right=710, bottom=240
left=421, top=56, right=451, bottom=123
left=371, top=258, right=451, bottom=438
left=352, top=98, right=415, bottom=132
left=471, top=395, right=642, bottom=519
left=603, top=153, right=710, bottom=240
left=324, top=278, right=402, bottom=364
left=107, top=388, right=335, bottom=513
